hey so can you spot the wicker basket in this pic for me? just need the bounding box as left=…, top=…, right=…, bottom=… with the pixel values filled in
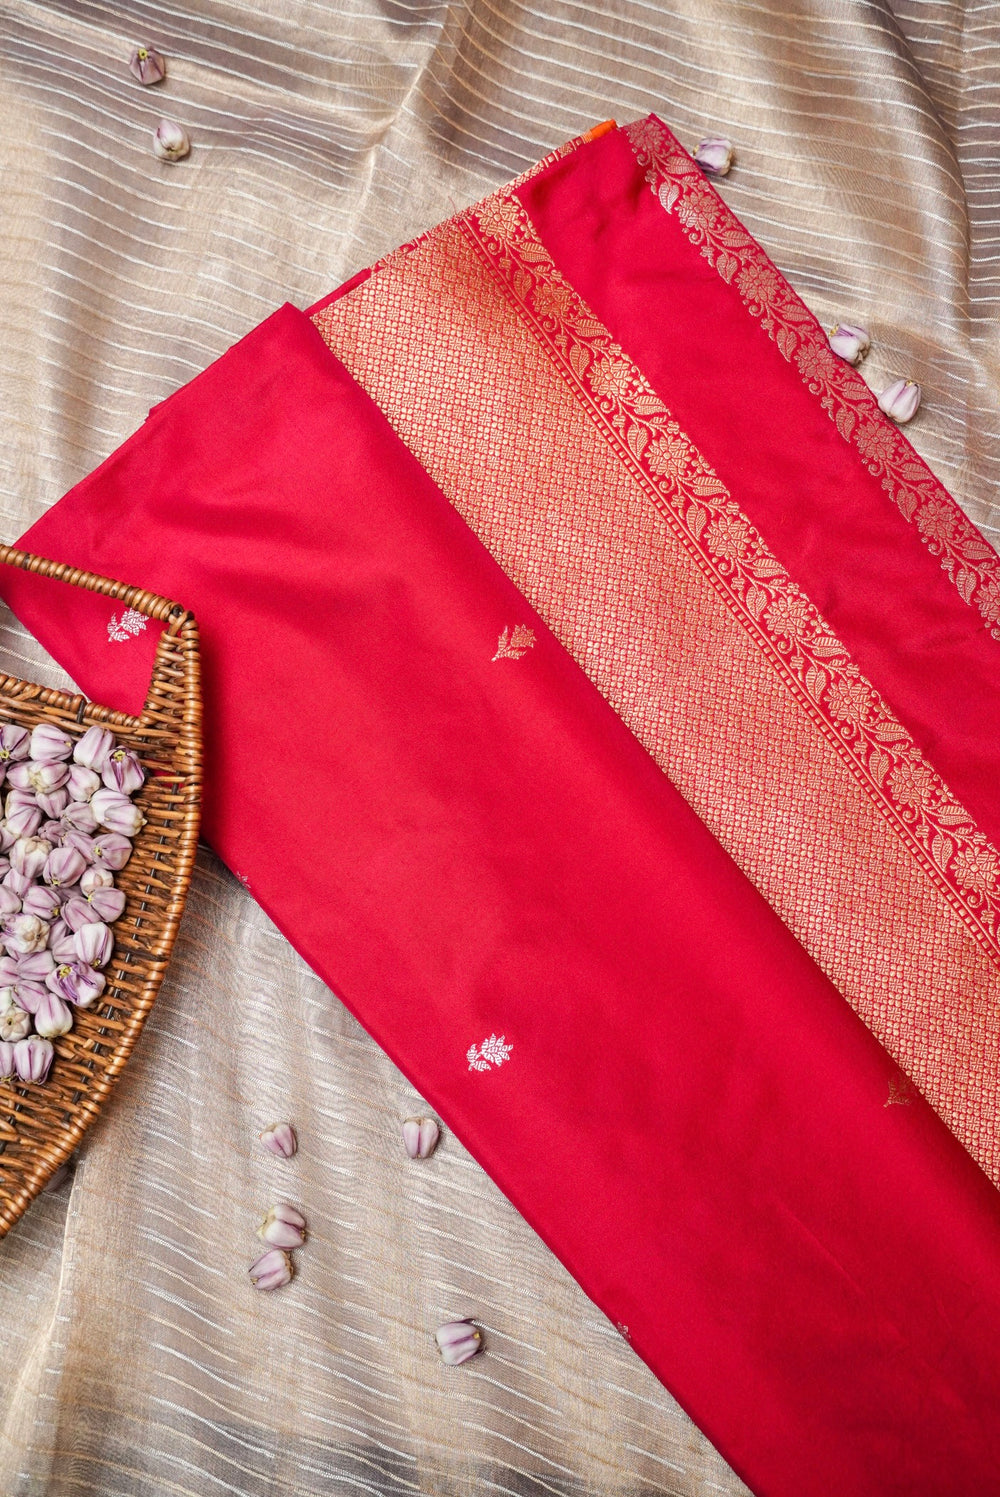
left=0, top=544, right=201, bottom=1239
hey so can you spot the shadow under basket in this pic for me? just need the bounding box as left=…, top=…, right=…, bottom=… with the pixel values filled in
left=0, top=544, right=202, bottom=1239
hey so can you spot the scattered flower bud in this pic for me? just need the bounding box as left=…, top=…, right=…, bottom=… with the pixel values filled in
left=0, top=1039, right=14, bottom=1078
left=0, top=885, right=21, bottom=919
left=694, top=135, right=734, bottom=177
left=435, top=1320, right=483, bottom=1365
left=402, top=1117, right=441, bottom=1159
left=877, top=377, right=921, bottom=424
left=0, top=823, right=16, bottom=851
left=39, top=820, right=65, bottom=846
left=827, top=323, right=870, bottom=365
left=6, top=787, right=37, bottom=816
left=66, top=765, right=101, bottom=802
left=80, top=865, right=114, bottom=895
left=13, top=1034, right=54, bottom=1083
left=258, top=1203, right=307, bottom=1249
left=11, top=837, right=52, bottom=881
left=74, top=921, right=113, bottom=969
left=129, top=45, right=166, bottom=85
left=1, top=1005, right=32, bottom=1042
left=101, top=748, right=145, bottom=796
left=74, top=727, right=114, bottom=773
left=44, top=845, right=86, bottom=888
left=30, top=724, right=73, bottom=763
left=153, top=118, right=191, bottom=163
left=14, top=982, right=48, bottom=1016
left=260, top=1122, right=297, bottom=1158
left=4, top=914, right=50, bottom=954
left=91, top=789, right=143, bottom=837
left=46, top=961, right=105, bottom=1007
left=249, top=1247, right=293, bottom=1290
left=91, top=832, right=132, bottom=869
left=0, top=726, right=29, bottom=764
left=33, top=991, right=73, bottom=1038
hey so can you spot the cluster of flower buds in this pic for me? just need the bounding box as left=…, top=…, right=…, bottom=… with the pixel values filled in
left=250, top=1123, right=305, bottom=1291
left=0, top=722, right=145, bottom=1084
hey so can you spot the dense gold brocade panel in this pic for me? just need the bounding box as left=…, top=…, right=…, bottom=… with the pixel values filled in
left=314, top=221, right=1000, bottom=1186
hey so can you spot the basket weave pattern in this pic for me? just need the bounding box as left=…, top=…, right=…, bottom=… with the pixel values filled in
left=0, top=545, right=201, bottom=1238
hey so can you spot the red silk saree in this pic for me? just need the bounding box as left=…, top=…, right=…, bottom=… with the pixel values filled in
left=3, top=119, right=1000, bottom=1496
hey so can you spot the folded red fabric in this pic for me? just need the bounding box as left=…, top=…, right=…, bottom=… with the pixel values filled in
left=3, top=300, right=1000, bottom=1496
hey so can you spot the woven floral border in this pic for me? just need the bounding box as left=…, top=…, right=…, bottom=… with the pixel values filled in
left=459, top=191, right=1000, bottom=967
left=624, top=115, right=1000, bottom=640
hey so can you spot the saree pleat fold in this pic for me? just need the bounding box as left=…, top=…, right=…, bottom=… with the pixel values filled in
left=3, top=120, right=1000, bottom=1497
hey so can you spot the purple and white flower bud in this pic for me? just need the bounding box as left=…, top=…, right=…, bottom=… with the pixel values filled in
left=0, top=1039, right=14, bottom=1079
left=259, top=1121, right=297, bottom=1158
left=47, top=961, right=105, bottom=1008
left=30, top=724, right=73, bottom=763
left=402, top=1116, right=441, bottom=1159
left=27, top=761, right=69, bottom=795
left=91, top=789, right=143, bottom=837
left=84, top=886, right=126, bottom=923
left=21, top=884, right=61, bottom=921
left=258, top=1203, right=307, bottom=1249
left=39, top=820, right=65, bottom=846
left=0, top=1004, right=32, bottom=1041
left=5, top=803, right=42, bottom=839
left=13, top=1034, right=54, bottom=1083
left=47, top=920, right=78, bottom=964
left=13, top=982, right=48, bottom=1016
left=74, top=922, right=113, bottom=969
left=0, top=885, right=21, bottom=919
left=63, top=831, right=96, bottom=864
left=36, top=787, right=69, bottom=819
left=693, top=135, right=734, bottom=177
left=91, top=833, right=132, bottom=870
left=4, top=763, right=33, bottom=793
left=74, top=727, right=115, bottom=773
left=61, top=800, right=98, bottom=834
left=434, top=1320, right=483, bottom=1365
left=80, top=865, right=114, bottom=896
left=11, top=836, right=52, bottom=880
left=153, top=118, right=191, bottom=164
left=249, top=1248, right=293, bottom=1290
left=6, top=787, right=37, bottom=817
left=0, top=725, right=29, bottom=764
left=877, top=378, right=921, bottom=424
left=33, top=991, right=73, bottom=1039
left=16, top=950, right=55, bottom=984
left=827, top=323, right=870, bottom=365
left=44, top=845, right=86, bottom=889
left=129, top=44, right=166, bottom=85
left=102, top=749, right=145, bottom=796
left=0, top=823, right=16, bottom=852
left=4, top=913, right=50, bottom=954
left=61, top=897, right=96, bottom=933
left=66, top=765, right=101, bottom=802
left=3, top=869, right=33, bottom=899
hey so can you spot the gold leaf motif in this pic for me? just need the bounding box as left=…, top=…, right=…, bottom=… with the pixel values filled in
left=492, top=624, right=537, bottom=661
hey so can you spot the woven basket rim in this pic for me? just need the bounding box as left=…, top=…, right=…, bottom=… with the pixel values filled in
left=0, top=543, right=202, bottom=1238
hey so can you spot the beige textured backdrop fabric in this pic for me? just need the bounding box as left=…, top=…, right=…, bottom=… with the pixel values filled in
left=1, top=2, right=998, bottom=1493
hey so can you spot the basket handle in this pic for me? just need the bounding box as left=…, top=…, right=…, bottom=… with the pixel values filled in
left=0, top=543, right=189, bottom=632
